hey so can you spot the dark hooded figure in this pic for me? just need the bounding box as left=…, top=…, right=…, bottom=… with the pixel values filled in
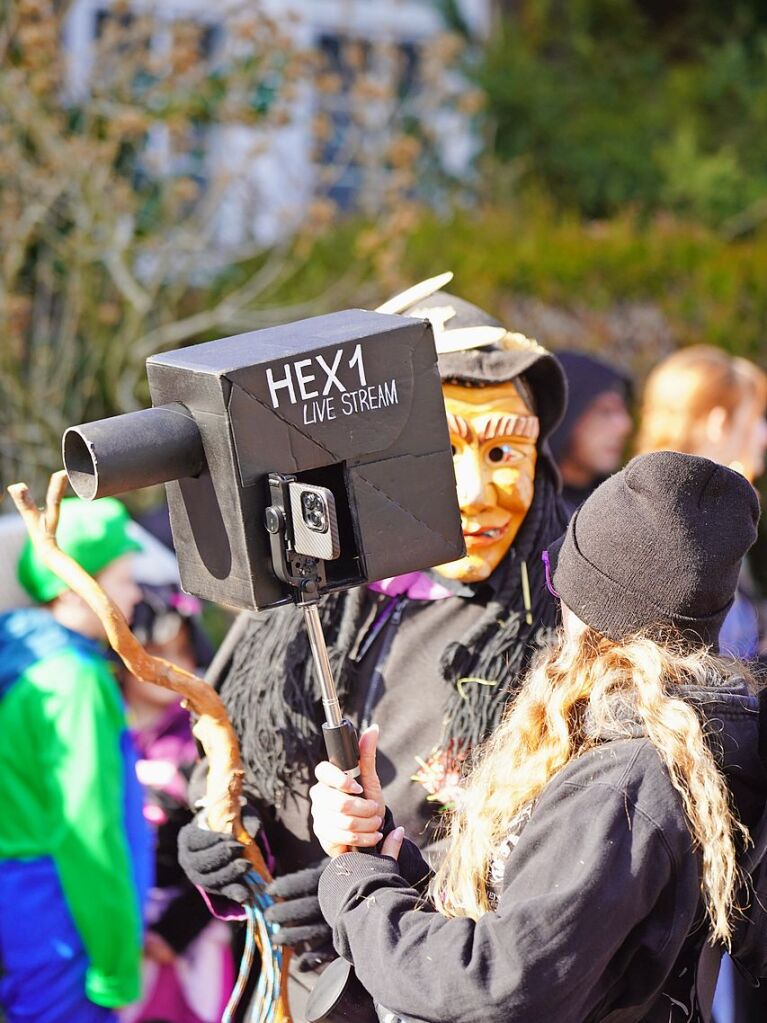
left=310, top=452, right=767, bottom=1023
left=548, top=350, right=633, bottom=518
left=178, top=286, right=567, bottom=1017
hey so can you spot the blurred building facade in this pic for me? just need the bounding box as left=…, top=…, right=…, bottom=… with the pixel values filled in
left=62, top=0, right=490, bottom=244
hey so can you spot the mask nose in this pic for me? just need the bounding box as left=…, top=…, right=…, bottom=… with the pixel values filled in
left=454, top=447, right=494, bottom=512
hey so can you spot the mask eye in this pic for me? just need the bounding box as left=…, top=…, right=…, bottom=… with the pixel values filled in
left=486, top=443, right=523, bottom=466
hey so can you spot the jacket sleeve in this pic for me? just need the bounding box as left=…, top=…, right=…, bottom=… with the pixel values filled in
left=379, top=806, right=431, bottom=890
left=319, top=759, right=689, bottom=1023
left=34, top=651, right=143, bottom=1008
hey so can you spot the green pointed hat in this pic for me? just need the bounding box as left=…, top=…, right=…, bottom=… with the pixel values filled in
left=18, top=496, right=142, bottom=603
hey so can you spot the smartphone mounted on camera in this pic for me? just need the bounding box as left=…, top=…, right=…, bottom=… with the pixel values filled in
left=265, top=473, right=341, bottom=600
left=63, top=308, right=464, bottom=612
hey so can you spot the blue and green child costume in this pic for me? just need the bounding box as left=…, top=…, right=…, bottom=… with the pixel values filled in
left=0, top=499, right=152, bottom=1023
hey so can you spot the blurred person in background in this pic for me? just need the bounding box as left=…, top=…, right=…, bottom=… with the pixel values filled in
left=0, top=498, right=150, bottom=1023
left=637, top=345, right=767, bottom=1023
left=119, top=583, right=235, bottom=1023
left=548, top=350, right=633, bottom=518
left=636, top=345, right=767, bottom=661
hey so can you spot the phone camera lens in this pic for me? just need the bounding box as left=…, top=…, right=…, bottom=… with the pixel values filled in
left=301, top=491, right=328, bottom=532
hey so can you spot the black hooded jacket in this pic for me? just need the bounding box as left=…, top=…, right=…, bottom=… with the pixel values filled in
left=548, top=351, right=632, bottom=519
left=319, top=679, right=767, bottom=1023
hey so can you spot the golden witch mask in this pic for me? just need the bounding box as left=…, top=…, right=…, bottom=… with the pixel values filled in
left=378, top=272, right=543, bottom=584
left=435, top=382, right=539, bottom=583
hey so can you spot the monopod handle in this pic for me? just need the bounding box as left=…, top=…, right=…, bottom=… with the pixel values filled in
left=303, top=616, right=378, bottom=1023
left=322, top=718, right=361, bottom=777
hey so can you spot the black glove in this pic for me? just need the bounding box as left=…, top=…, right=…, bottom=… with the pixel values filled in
left=177, top=808, right=260, bottom=905
left=264, top=858, right=335, bottom=972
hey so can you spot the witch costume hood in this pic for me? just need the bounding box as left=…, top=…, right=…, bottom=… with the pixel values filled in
left=211, top=277, right=568, bottom=805
left=400, top=289, right=566, bottom=461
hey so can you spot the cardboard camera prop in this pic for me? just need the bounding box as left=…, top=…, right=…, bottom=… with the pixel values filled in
left=63, top=309, right=464, bottom=611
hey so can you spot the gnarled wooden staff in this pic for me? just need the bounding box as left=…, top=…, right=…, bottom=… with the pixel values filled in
left=9, top=470, right=292, bottom=1023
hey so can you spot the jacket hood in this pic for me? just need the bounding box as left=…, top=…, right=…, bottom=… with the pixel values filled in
left=685, top=681, right=767, bottom=829
left=584, top=676, right=767, bottom=830
left=548, top=350, right=632, bottom=464
left=0, top=608, right=104, bottom=700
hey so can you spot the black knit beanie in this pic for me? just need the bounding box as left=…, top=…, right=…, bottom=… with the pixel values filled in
left=548, top=451, right=760, bottom=649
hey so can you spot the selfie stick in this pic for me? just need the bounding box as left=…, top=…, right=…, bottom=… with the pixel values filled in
left=265, top=472, right=379, bottom=1023
left=303, top=602, right=361, bottom=778
left=265, top=472, right=360, bottom=777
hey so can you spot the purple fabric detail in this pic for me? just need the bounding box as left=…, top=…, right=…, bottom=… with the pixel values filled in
left=132, top=701, right=197, bottom=765
left=364, top=597, right=401, bottom=653
left=121, top=888, right=235, bottom=1023
left=131, top=701, right=198, bottom=806
left=258, top=828, right=276, bottom=876
left=169, top=592, right=203, bottom=616
left=368, top=571, right=453, bottom=601
left=719, top=590, right=759, bottom=659
left=195, top=885, right=247, bottom=923
left=542, top=550, right=560, bottom=600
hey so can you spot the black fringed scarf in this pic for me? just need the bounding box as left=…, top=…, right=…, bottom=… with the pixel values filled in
left=214, top=462, right=566, bottom=807
left=438, top=463, right=565, bottom=753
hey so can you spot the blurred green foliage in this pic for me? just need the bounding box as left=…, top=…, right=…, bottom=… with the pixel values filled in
left=478, top=0, right=767, bottom=226
left=417, top=208, right=764, bottom=351
left=190, top=165, right=763, bottom=382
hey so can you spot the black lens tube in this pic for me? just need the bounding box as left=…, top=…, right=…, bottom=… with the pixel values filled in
left=63, top=403, right=206, bottom=500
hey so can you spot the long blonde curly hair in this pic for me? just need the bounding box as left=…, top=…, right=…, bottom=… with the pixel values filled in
left=432, top=626, right=751, bottom=945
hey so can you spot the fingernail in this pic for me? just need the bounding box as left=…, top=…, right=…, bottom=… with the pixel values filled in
left=350, top=781, right=363, bottom=794
left=395, top=827, right=404, bottom=839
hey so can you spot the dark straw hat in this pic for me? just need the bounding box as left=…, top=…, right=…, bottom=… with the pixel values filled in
left=548, top=451, right=760, bottom=648
left=402, top=291, right=567, bottom=446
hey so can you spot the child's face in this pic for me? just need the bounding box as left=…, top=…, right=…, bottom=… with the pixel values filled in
left=53, top=554, right=143, bottom=640
left=97, top=555, right=144, bottom=623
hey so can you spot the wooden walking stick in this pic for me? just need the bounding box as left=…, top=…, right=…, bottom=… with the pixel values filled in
left=8, top=470, right=292, bottom=1023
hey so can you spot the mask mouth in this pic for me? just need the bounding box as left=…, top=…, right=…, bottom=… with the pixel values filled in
left=463, top=525, right=508, bottom=544
left=461, top=510, right=512, bottom=538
